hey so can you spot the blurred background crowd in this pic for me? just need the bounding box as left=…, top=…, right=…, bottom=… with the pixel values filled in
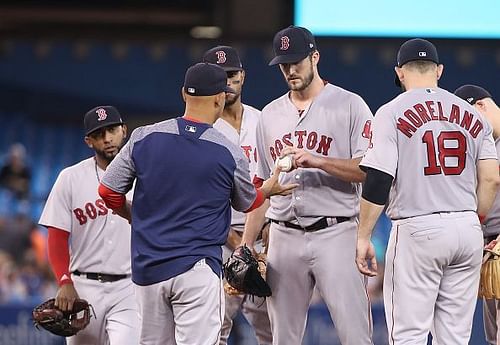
left=0, top=0, right=497, bottom=344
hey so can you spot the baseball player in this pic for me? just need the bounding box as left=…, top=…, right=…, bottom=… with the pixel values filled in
left=98, top=63, right=297, bottom=345
left=455, top=84, right=500, bottom=345
left=39, top=106, right=140, bottom=344
left=356, top=39, right=500, bottom=344
left=240, top=26, right=374, bottom=345
left=202, top=45, right=273, bottom=345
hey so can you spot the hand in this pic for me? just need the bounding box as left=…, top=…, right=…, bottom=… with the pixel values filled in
left=281, top=146, right=322, bottom=169
left=55, top=283, right=80, bottom=312
left=226, top=228, right=243, bottom=251
left=485, top=239, right=498, bottom=251
left=237, top=242, right=258, bottom=256
left=356, top=237, right=378, bottom=277
left=261, top=222, right=270, bottom=253
left=260, top=165, right=299, bottom=198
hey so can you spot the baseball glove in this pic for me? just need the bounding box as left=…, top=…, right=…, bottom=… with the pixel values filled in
left=32, top=298, right=94, bottom=337
left=479, top=239, right=500, bottom=299
left=223, top=245, right=271, bottom=297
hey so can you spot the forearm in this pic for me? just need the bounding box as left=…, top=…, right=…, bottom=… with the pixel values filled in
left=226, top=228, right=242, bottom=251
left=477, top=183, right=498, bottom=217
left=98, top=183, right=131, bottom=222
left=358, top=198, right=385, bottom=240
left=47, top=228, right=72, bottom=286
left=241, top=199, right=270, bottom=247
left=317, top=157, right=366, bottom=182
left=477, top=159, right=500, bottom=218
left=113, top=200, right=132, bottom=223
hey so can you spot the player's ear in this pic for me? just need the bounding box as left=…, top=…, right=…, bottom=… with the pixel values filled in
left=121, top=124, right=128, bottom=139
left=436, top=64, right=444, bottom=81
left=394, top=66, right=404, bottom=85
left=240, top=70, right=246, bottom=85
left=181, top=87, right=187, bottom=103
left=215, top=92, right=225, bottom=108
left=312, top=50, right=320, bottom=66
left=474, top=99, right=487, bottom=113
left=84, top=136, right=93, bottom=149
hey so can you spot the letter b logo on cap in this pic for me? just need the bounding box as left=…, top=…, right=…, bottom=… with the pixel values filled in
left=280, top=36, right=290, bottom=51
left=216, top=51, right=227, bottom=64
left=96, top=108, right=108, bottom=121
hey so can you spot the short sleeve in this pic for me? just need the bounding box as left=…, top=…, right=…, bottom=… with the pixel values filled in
left=254, top=117, right=271, bottom=180
left=101, top=129, right=138, bottom=194
left=38, top=169, right=72, bottom=232
left=350, top=95, right=374, bottom=159
left=360, top=105, right=399, bottom=178
left=479, top=122, right=498, bottom=161
left=230, top=153, right=258, bottom=212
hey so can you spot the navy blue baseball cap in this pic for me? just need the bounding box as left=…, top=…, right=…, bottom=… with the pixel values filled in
left=183, top=62, right=235, bottom=96
left=202, top=46, right=243, bottom=72
left=395, top=38, right=439, bottom=87
left=84, top=105, right=124, bottom=136
left=454, top=84, right=492, bottom=105
left=269, top=26, right=317, bottom=66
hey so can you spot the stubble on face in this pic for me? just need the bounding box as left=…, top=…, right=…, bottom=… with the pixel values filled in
left=224, top=92, right=241, bottom=107
left=224, top=71, right=243, bottom=108
left=94, top=147, right=118, bottom=164
left=90, top=126, right=126, bottom=163
left=285, top=57, right=314, bottom=91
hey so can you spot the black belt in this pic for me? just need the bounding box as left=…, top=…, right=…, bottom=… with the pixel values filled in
left=73, top=270, right=129, bottom=283
left=270, top=216, right=350, bottom=232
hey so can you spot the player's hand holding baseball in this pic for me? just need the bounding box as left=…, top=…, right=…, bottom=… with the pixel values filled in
left=280, top=146, right=322, bottom=170
left=356, top=238, right=378, bottom=277
left=260, top=165, right=299, bottom=198
left=55, top=283, right=80, bottom=312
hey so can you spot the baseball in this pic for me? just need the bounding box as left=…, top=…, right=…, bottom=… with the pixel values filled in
left=276, top=154, right=293, bottom=172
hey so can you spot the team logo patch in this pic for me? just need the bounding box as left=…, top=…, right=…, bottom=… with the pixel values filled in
left=280, top=36, right=290, bottom=50
left=362, top=120, right=372, bottom=139
left=362, top=120, right=373, bottom=148
left=96, top=108, right=107, bottom=121
left=216, top=51, right=227, bottom=64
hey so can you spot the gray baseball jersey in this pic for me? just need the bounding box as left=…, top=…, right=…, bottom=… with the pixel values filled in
left=39, top=157, right=139, bottom=344
left=215, top=105, right=273, bottom=344
left=255, top=83, right=374, bottom=344
left=255, top=83, right=373, bottom=224
left=483, top=138, right=500, bottom=236
left=213, top=104, right=260, bottom=231
left=39, top=157, right=132, bottom=274
left=361, top=87, right=497, bottom=220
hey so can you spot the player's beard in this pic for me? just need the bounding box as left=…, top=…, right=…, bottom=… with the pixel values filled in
left=94, top=148, right=118, bottom=164
left=224, top=92, right=241, bottom=108
left=287, top=64, right=314, bottom=92
left=94, top=139, right=125, bottom=164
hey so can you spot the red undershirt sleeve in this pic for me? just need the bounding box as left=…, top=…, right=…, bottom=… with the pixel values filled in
left=253, top=176, right=264, bottom=188
left=98, top=183, right=126, bottom=209
left=245, top=188, right=265, bottom=213
left=47, top=227, right=72, bottom=286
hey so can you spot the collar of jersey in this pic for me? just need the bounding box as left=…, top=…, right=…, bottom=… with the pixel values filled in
left=182, top=116, right=205, bottom=123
